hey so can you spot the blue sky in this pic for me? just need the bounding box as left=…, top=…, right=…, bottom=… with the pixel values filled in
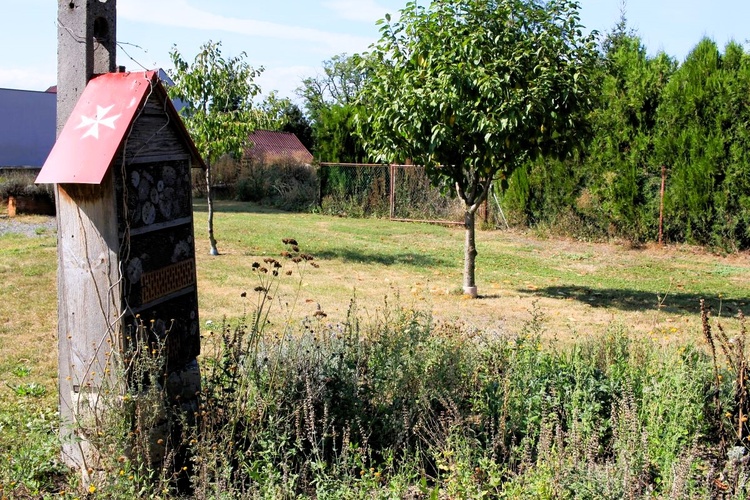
left=2, top=0, right=748, bottom=101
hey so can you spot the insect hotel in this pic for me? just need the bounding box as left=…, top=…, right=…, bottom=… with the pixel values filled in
left=36, top=70, right=203, bottom=467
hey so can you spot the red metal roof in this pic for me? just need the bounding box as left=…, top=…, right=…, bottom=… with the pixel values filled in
left=36, top=70, right=204, bottom=184
left=246, top=129, right=313, bottom=165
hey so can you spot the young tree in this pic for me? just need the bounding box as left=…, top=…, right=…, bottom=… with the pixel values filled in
left=169, top=40, right=262, bottom=255
left=358, top=0, right=597, bottom=297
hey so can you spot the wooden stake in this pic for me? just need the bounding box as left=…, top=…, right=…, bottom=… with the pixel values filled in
left=389, top=164, right=396, bottom=220
left=658, top=165, right=666, bottom=246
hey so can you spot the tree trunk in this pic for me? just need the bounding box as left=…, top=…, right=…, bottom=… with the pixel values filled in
left=463, top=209, right=478, bottom=298
left=206, top=165, right=219, bottom=256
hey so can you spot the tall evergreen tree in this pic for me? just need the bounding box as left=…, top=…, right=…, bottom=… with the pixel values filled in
left=655, top=39, right=750, bottom=248
left=585, top=35, right=675, bottom=240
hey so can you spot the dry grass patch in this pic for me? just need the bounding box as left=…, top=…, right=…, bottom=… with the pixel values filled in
left=5, top=203, right=750, bottom=497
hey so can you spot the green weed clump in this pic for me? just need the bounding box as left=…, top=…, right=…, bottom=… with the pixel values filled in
left=0, top=400, right=67, bottom=497
left=172, top=292, right=745, bottom=498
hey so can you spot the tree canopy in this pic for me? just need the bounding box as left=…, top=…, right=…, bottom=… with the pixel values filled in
left=257, top=92, right=314, bottom=150
left=169, top=41, right=262, bottom=166
left=297, top=53, right=371, bottom=162
left=298, top=53, right=369, bottom=119
left=358, top=0, right=598, bottom=295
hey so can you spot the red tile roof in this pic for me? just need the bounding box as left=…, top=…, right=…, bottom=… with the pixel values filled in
left=246, top=129, right=313, bottom=165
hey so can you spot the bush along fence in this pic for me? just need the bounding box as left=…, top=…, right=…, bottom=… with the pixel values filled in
left=233, top=160, right=474, bottom=224
left=0, top=169, right=55, bottom=216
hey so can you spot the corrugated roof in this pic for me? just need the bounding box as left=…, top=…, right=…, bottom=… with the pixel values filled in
left=36, top=70, right=204, bottom=184
left=246, top=129, right=313, bottom=165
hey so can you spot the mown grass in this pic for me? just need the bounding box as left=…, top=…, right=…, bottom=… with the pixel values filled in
left=2, top=201, right=750, bottom=497
left=0, top=230, right=57, bottom=404
left=194, top=201, right=750, bottom=340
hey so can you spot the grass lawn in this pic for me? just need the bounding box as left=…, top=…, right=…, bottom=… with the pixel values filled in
left=1, top=200, right=749, bottom=403
left=2, top=200, right=750, bottom=494
left=194, top=200, right=750, bottom=344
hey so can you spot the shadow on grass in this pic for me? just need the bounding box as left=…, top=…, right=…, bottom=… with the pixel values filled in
left=316, top=248, right=449, bottom=268
left=526, top=285, right=747, bottom=315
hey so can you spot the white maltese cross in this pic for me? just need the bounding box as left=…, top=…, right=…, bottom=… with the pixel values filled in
left=76, top=104, right=121, bottom=139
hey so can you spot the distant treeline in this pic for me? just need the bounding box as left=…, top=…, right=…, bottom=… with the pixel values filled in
left=502, top=32, right=750, bottom=250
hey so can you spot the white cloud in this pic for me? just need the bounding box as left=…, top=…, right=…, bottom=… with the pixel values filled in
left=0, top=68, right=56, bottom=92
left=321, top=0, right=394, bottom=23
left=119, top=0, right=373, bottom=54
left=256, top=65, right=318, bottom=103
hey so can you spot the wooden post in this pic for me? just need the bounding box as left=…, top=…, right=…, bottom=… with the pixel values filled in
left=658, top=165, right=666, bottom=246
left=389, top=164, right=396, bottom=219
left=481, top=197, right=489, bottom=225
left=55, top=0, right=118, bottom=472
left=7, top=196, right=16, bottom=217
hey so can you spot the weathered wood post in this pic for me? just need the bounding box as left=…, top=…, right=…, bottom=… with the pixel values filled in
left=50, top=0, right=118, bottom=472
left=39, top=0, right=203, bottom=475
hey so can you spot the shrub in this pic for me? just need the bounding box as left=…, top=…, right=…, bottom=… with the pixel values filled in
left=317, top=164, right=466, bottom=222
left=236, top=160, right=318, bottom=211
left=0, top=170, right=54, bottom=202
